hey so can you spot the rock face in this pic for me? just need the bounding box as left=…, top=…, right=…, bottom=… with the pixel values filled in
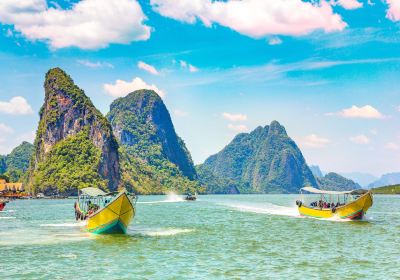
left=309, top=165, right=324, bottom=178
left=108, top=90, right=196, bottom=179
left=317, top=172, right=361, bottom=191
left=107, top=90, right=198, bottom=194
left=29, top=68, right=120, bottom=193
left=198, top=121, right=317, bottom=193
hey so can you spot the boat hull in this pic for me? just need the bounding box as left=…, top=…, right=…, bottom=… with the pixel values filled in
left=86, top=192, right=135, bottom=234
left=0, top=202, right=5, bottom=211
left=298, top=191, right=373, bottom=220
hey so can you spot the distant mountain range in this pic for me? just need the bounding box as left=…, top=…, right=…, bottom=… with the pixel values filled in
left=368, top=173, right=400, bottom=189
left=339, top=172, right=378, bottom=188
left=310, top=165, right=378, bottom=188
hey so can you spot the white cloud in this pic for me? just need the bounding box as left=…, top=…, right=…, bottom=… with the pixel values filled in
left=179, top=60, right=199, bottom=72
left=326, top=105, right=385, bottom=119
left=104, top=77, right=165, bottom=98
left=385, top=142, right=399, bottom=150
left=350, top=134, right=370, bottom=145
left=0, top=96, right=34, bottom=115
left=0, top=0, right=151, bottom=49
left=188, top=64, right=199, bottom=73
left=179, top=60, right=188, bottom=68
left=138, top=61, right=159, bottom=75
left=77, top=60, right=113, bottom=68
left=222, top=112, right=247, bottom=122
left=331, top=0, right=363, bottom=10
left=173, top=109, right=189, bottom=117
left=151, top=0, right=347, bottom=38
left=0, top=123, right=13, bottom=134
left=302, top=134, right=330, bottom=148
left=228, top=124, right=248, bottom=133
left=386, top=0, right=400, bottom=21
left=268, top=37, right=282, bottom=45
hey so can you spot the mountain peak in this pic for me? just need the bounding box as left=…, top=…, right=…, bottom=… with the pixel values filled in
left=269, top=120, right=286, bottom=135
left=128, top=89, right=160, bottom=98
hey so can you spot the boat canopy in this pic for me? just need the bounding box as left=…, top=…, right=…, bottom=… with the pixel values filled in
left=80, top=187, right=107, bottom=197
left=301, top=186, right=367, bottom=195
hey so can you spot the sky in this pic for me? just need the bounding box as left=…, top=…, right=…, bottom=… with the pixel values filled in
left=0, top=0, right=400, bottom=177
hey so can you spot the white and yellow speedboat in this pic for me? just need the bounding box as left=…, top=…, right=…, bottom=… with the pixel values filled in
left=296, top=187, right=373, bottom=220
left=74, top=187, right=137, bottom=234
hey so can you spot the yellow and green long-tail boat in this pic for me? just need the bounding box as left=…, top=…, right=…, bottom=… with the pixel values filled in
left=75, top=187, right=137, bottom=234
left=296, top=187, right=373, bottom=220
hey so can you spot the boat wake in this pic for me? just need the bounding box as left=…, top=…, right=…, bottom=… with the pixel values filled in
left=40, top=221, right=87, bottom=227
left=2, top=209, right=16, bottom=213
left=129, top=227, right=194, bottom=237
left=222, top=202, right=300, bottom=218
left=0, top=216, right=16, bottom=219
left=137, top=192, right=184, bottom=204
left=0, top=231, right=92, bottom=246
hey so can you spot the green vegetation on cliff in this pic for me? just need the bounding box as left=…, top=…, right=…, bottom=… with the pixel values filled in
left=198, top=121, right=317, bottom=194
left=120, top=146, right=200, bottom=194
left=30, top=128, right=107, bottom=194
left=372, top=184, right=400, bottom=194
left=0, top=142, right=34, bottom=182
left=108, top=90, right=199, bottom=194
left=316, top=172, right=360, bottom=191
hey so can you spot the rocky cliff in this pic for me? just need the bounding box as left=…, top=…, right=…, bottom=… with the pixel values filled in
left=107, top=90, right=198, bottom=194
left=28, top=68, right=120, bottom=193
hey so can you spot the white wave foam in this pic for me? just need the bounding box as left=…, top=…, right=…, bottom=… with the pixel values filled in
left=165, top=192, right=184, bottom=202
left=59, top=254, right=78, bottom=259
left=40, top=221, right=86, bottom=227
left=222, top=202, right=300, bottom=218
left=137, top=192, right=184, bottom=204
left=132, top=227, right=194, bottom=237
left=0, top=233, right=92, bottom=246
left=0, top=216, right=16, bottom=219
left=2, top=209, right=16, bottom=213
left=144, top=229, right=194, bottom=236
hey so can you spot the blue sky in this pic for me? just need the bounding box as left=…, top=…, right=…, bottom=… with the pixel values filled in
left=0, top=0, right=400, bottom=176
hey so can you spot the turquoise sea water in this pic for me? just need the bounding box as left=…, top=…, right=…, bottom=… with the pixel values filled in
left=0, top=194, right=399, bottom=279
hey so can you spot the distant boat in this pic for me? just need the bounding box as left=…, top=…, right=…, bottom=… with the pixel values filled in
left=296, top=187, right=373, bottom=220
left=184, top=192, right=197, bottom=201
left=74, top=187, right=137, bottom=234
